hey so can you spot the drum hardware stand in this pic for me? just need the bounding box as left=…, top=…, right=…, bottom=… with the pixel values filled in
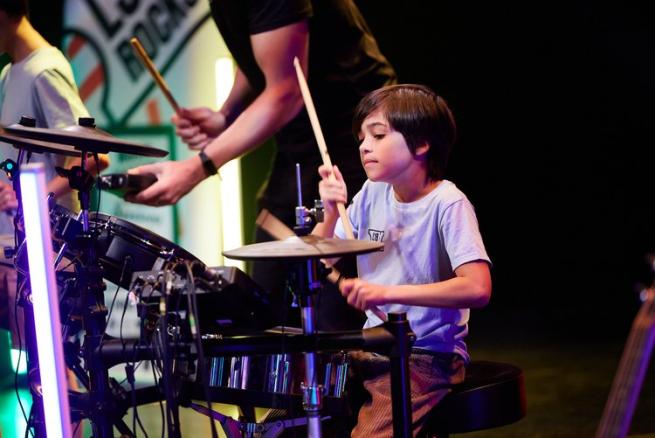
left=55, top=152, right=145, bottom=436
left=0, top=116, right=171, bottom=437
left=157, top=275, right=184, bottom=438
left=385, top=313, right=414, bottom=438
left=290, top=163, right=328, bottom=437
left=291, top=159, right=413, bottom=437
left=289, top=257, right=325, bottom=438
left=191, top=401, right=330, bottom=438
left=293, top=162, right=324, bottom=237
left=59, top=120, right=115, bottom=437
left=200, top=320, right=416, bottom=437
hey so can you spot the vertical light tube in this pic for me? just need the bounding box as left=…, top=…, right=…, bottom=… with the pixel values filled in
left=20, top=163, right=71, bottom=438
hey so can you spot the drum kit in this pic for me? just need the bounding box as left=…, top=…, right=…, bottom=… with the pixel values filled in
left=0, top=118, right=416, bottom=438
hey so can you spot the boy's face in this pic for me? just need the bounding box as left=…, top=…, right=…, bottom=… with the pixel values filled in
left=357, top=110, right=418, bottom=184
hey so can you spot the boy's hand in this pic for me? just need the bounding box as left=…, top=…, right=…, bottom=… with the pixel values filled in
left=339, top=278, right=387, bottom=311
left=171, top=107, right=227, bottom=150
left=318, top=164, right=347, bottom=219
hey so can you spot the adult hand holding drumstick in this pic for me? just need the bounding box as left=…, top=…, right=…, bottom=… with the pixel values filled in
left=127, top=23, right=310, bottom=206
left=130, top=37, right=227, bottom=151
left=126, top=37, right=221, bottom=204
left=293, top=57, right=387, bottom=322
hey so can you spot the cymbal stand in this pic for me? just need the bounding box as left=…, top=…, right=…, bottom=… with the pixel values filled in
left=292, top=261, right=411, bottom=438
left=288, top=257, right=325, bottom=438
left=50, top=120, right=116, bottom=437
left=289, top=163, right=325, bottom=437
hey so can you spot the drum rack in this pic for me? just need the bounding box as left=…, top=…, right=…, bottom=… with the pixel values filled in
left=2, top=118, right=417, bottom=438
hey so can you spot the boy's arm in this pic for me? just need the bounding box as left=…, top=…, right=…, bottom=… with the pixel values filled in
left=340, top=261, right=492, bottom=311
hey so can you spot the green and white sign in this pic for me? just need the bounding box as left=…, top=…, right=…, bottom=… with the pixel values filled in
left=62, top=0, right=239, bottom=266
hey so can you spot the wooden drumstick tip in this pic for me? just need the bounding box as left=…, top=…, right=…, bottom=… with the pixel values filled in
left=371, top=307, right=388, bottom=322
left=129, top=36, right=181, bottom=114
left=293, top=56, right=355, bottom=239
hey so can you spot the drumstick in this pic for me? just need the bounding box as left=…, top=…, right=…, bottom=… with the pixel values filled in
left=293, top=57, right=355, bottom=240
left=130, top=37, right=181, bottom=114
left=256, top=208, right=296, bottom=240
left=292, top=59, right=387, bottom=323
left=257, top=207, right=387, bottom=322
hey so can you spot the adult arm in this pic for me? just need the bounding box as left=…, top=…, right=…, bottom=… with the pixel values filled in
left=131, top=20, right=310, bottom=205
left=172, top=67, right=257, bottom=150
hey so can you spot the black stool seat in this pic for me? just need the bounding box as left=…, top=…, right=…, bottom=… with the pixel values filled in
left=420, top=361, right=526, bottom=437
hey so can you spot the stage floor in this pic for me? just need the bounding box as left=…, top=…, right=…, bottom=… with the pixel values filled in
left=1, top=325, right=654, bottom=437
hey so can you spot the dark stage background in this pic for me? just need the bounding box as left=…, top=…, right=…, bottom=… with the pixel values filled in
left=29, top=1, right=655, bottom=335
left=356, top=1, right=655, bottom=337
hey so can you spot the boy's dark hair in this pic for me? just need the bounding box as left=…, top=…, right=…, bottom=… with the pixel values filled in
left=353, top=84, right=457, bottom=180
left=0, top=0, right=27, bottom=17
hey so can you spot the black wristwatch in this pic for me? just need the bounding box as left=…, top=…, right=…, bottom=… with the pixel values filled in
left=198, top=149, right=218, bottom=176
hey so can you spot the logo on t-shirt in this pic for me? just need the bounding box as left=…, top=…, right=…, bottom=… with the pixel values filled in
left=368, top=229, right=385, bottom=242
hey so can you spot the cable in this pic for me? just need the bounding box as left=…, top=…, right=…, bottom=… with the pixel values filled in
left=158, top=269, right=176, bottom=437
left=125, top=362, right=148, bottom=438
left=127, top=286, right=149, bottom=438
left=72, top=419, right=82, bottom=437
left=139, top=275, right=166, bottom=438
left=151, top=358, right=165, bottom=438
left=185, top=262, right=218, bottom=438
left=13, top=277, right=32, bottom=436
left=58, top=255, right=81, bottom=272
left=24, top=402, right=34, bottom=438
left=97, top=258, right=130, bottom=361
left=93, top=153, right=102, bottom=218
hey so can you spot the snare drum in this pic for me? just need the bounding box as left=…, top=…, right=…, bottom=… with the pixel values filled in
left=89, top=213, right=203, bottom=288
left=48, top=204, right=204, bottom=288
left=208, top=351, right=350, bottom=398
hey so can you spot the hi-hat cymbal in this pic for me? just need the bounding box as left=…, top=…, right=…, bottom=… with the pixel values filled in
left=223, top=235, right=384, bottom=261
left=4, top=124, right=168, bottom=157
left=0, top=127, right=81, bottom=156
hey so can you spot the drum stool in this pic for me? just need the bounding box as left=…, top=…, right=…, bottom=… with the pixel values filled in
left=419, top=361, right=526, bottom=437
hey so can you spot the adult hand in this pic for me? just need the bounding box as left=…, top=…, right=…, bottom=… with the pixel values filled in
left=171, top=107, right=227, bottom=150
left=339, top=278, right=387, bottom=312
left=318, top=164, right=347, bottom=219
left=126, top=158, right=206, bottom=206
left=0, top=181, right=18, bottom=212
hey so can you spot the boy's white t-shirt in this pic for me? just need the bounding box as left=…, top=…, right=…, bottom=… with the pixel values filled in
left=335, top=179, right=490, bottom=361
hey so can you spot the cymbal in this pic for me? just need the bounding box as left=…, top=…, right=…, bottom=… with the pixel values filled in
left=0, top=127, right=81, bottom=156
left=223, top=235, right=384, bottom=261
left=4, top=124, right=168, bottom=157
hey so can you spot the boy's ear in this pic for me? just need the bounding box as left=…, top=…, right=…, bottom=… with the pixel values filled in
left=415, top=142, right=430, bottom=157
